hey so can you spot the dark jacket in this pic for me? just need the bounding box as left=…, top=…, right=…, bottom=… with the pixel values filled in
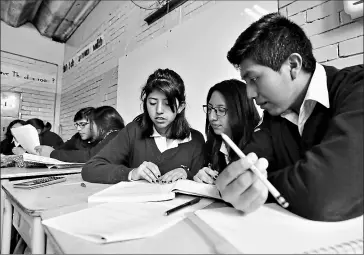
left=40, top=130, right=64, bottom=149
left=0, top=138, right=16, bottom=155
left=242, top=64, right=363, bottom=221
left=57, top=133, right=93, bottom=151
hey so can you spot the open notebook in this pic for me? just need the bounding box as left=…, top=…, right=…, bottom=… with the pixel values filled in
left=21, top=153, right=84, bottom=169
left=193, top=204, right=363, bottom=254
left=88, top=179, right=221, bottom=203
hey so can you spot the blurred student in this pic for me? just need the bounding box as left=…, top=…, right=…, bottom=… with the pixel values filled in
left=0, top=119, right=27, bottom=155
left=217, top=12, right=363, bottom=220
left=35, top=106, right=125, bottom=163
left=26, top=118, right=64, bottom=149
left=82, top=68, right=205, bottom=184
left=193, top=79, right=260, bottom=184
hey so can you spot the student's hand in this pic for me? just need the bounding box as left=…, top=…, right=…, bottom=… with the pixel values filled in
left=159, top=168, right=187, bottom=183
left=216, top=153, right=269, bottom=214
left=12, top=147, right=26, bottom=155
left=131, top=161, right=161, bottom=183
left=193, top=167, right=219, bottom=184
left=34, top=145, right=54, bottom=157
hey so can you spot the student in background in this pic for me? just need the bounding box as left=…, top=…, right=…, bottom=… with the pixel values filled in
left=82, top=68, right=205, bottom=184
left=57, top=107, right=95, bottom=151
left=26, top=118, right=64, bottom=149
left=218, top=12, right=363, bottom=221
left=193, top=79, right=260, bottom=184
left=0, top=119, right=27, bottom=155
left=35, top=106, right=125, bottom=163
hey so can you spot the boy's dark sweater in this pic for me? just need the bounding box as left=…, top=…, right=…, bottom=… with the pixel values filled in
left=82, top=121, right=205, bottom=184
left=50, top=131, right=119, bottom=163
left=241, top=64, right=363, bottom=221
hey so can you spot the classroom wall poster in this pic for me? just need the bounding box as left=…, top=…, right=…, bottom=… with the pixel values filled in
left=63, top=35, right=105, bottom=73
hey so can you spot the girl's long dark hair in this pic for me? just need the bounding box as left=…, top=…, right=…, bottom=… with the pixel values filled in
left=137, top=68, right=190, bottom=140
left=5, top=119, right=26, bottom=140
left=205, top=79, right=260, bottom=171
left=26, top=118, right=52, bottom=135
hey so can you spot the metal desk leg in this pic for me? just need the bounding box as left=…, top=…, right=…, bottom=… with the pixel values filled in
left=31, top=217, right=45, bottom=254
left=1, top=195, right=13, bottom=254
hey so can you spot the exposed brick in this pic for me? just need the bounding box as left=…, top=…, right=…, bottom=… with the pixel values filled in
left=324, top=53, right=363, bottom=69
left=313, top=44, right=338, bottom=62
left=287, top=0, right=325, bottom=16
left=289, top=12, right=306, bottom=26
left=278, top=0, right=296, bottom=9
left=279, top=6, right=288, bottom=17
left=302, top=14, right=340, bottom=37
left=339, top=11, right=353, bottom=25
left=339, top=36, right=364, bottom=57
left=310, top=21, right=364, bottom=49
left=307, top=0, right=344, bottom=22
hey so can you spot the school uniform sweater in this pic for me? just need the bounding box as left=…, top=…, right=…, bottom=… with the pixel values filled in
left=50, top=131, right=119, bottom=163
left=82, top=121, right=205, bottom=184
left=242, top=64, right=363, bottom=221
left=56, top=133, right=93, bottom=151
left=39, top=130, right=64, bottom=149
left=0, top=138, right=17, bottom=155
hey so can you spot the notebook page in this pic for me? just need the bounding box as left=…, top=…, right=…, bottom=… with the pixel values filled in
left=195, top=204, right=363, bottom=254
left=88, top=181, right=176, bottom=203
left=43, top=198, right=214, bottom=244
left=172, top=179, right=221, bottom=200
left=11, top=125, right=40, bottom=154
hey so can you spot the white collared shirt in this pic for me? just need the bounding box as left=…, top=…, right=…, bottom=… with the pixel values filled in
left=281, top=63, right=330, bottom=136
left=150, top=126, right=192, bottom=153
left=220, top=142, right=230, bottom=165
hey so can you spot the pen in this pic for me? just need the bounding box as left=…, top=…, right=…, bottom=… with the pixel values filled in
left=221, top=133, right=289, bottom=208
left=164, top=197, right=201, bottom=216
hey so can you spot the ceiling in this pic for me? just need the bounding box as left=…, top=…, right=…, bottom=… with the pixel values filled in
left=1, top=0, right=101, bottom=43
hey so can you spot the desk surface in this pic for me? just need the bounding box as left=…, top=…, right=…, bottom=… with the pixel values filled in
left=42, top=202, right=223, bottom=254
left=2, top=174, right=110, bottom=216
left=1, top=167, right=82, bottom=180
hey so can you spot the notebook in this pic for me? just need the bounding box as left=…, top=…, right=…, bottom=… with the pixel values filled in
left=21, top=153, right=84, bottom=169
left=42, top=196, right=214, bottom=244
left=88, top=179, right=221, bottom=203
left=193, top=204, right=363, bottom=254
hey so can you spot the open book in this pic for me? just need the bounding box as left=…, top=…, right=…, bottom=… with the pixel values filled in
left=88, top=179, right=221, bottom=203
left=21, top=153, right=84, bottom=169
left=193, top=204, right=363, bottom=254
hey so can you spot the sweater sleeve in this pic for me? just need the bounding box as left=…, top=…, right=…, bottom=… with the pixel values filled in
left=81, top=126, right=134, bottom=184
left=268, top=71, right=363, bottom=221
left=56, top=134, right=78, bottom=150
left=0, top=138, right=14, bottom=155
left=50, top=132, right=119, bottom=163
left=187, top=130, right=205, bottom=179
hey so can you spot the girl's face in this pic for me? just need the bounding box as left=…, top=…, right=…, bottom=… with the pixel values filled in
left=208, top=91, right=231, bottom=137
left=146, top=89, right=183, bottom=136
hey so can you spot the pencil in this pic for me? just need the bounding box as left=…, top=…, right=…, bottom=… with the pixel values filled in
left=164, top=197, right=201, bottom=216
left=221, top=133, right=289, bottom=208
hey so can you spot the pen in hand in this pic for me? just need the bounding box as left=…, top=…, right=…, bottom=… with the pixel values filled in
left=164, top=197, right=201, bottom=216
left=221, top=133, right=289, bottom=208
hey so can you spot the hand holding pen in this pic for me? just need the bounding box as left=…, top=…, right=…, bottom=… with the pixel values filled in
left=193, top=163, right=219, bottom=184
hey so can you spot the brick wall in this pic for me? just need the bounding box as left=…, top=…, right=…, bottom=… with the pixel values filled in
left=279, top=0, right=363, bottom=68
left=60, top=0, right=216, bottom=140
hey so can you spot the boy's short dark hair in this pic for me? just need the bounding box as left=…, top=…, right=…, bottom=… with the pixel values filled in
left=227, top=12, right=316, bottom=73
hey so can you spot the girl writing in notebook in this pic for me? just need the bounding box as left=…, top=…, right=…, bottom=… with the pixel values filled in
left=82, top=68, right=205, bottom=184
left=35, top=106, right=125, bottom=163
left=193, top=79, right=260, bottom=184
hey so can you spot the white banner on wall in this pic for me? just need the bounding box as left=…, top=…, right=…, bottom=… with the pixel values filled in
left=63, top=35, right=105, bottom=73
left=0, top=64, right=57, bottom=85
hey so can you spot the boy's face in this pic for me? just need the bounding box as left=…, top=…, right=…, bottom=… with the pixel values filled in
left=239, top=58, right=296, bottom=116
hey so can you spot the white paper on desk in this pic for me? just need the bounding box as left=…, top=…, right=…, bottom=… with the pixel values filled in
left=42, top=197, right=214, bottom=244
left=11, top=125, right=40, bottom=154
left=195, top=204, right=364, bottom=254
left=88, top=179, right=221, bottom=204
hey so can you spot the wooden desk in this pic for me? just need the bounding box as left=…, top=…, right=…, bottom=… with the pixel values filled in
left=0, top=166, right=82, bottom=252
left=1, top=174, right=110, bottom=254
left=42, top=202, right=225, bottom=254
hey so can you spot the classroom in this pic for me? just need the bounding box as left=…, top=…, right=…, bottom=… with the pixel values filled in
left=1, top=0, right=363, bottom=254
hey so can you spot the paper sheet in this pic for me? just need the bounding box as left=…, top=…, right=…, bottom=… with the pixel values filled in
left=173, top=180, right=221, bottom=200
left=11, top=124, right=40, bottom=154
left=43, top=197, right=214, bottom=244
left=195, top=204, right=364, bottom=254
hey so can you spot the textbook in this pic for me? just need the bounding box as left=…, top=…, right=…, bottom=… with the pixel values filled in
left=193, top=204, right=363, bottom=254
left=21, top=153, right=84, bottom=169
left=88, top=179, right=221, bottom=203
